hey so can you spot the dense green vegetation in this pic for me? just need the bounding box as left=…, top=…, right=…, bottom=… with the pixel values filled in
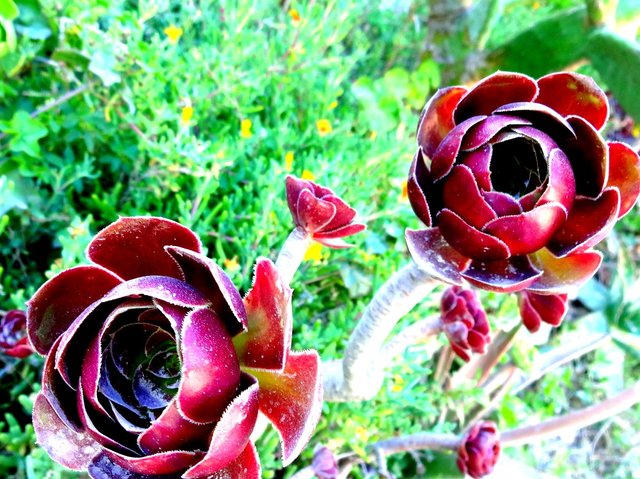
left=1, top=0, right=639, bottom=477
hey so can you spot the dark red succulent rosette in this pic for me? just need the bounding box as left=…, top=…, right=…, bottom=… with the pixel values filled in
left=519, top=290, right=569, bottom=333
left=27, top=217, right=322, bottom=479
left=457, top=421, right=500, bottom=479
left=285, top=175, right=366, bottom=248
left=440, top=286, right=490, bottom=362
left=0, top=309, right=34, bottom=358
left=407, top=71, right=640, bottom=295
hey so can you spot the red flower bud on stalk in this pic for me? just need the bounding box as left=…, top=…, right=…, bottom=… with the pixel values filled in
left=27, top=217, right=322, bottom=479
left=407, top=71, right=640, bottom=294
left=286, top=175, right=366, bottom=248
left=440, top=286, right=490, bottom=361
left=0, top=309, right=34, bottom=358
left=457, top=421, right=500, bottom=478
left=519, top=290, right=569, bottom=333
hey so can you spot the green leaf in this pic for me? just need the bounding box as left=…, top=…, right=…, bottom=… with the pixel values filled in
left=0, top=0, right=19, bottom=20
left=466, top=0, right=502, bottom=49
left=0, top=17, right=17, bottom=56
left=420, top=451, right=464, bottom=478
left=0, top=177, right=27, bottom=215
left=585, top=28, right=640, bottom=121
left=1, top=110, right=48, bottom=157
left=339, top=264, right=372, bottom=298
left=51, top=49, right=90, bottom=69
left=89, top=51, right=121, bottom=86
left=14, top=0, right=50, bottom=40
left=487, top=7, right=590, bottom=77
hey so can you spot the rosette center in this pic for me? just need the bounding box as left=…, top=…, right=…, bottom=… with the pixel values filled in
left=491, top=137, right=547, bottom=198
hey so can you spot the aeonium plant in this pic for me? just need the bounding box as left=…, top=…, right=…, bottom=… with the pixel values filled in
left=406, top=71, right=640, bottom=300
left=26, top=217, right=322, bottom=479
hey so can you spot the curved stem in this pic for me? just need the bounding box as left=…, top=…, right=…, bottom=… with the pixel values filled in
left=502, top=381, right=640, bottom=447
left=275, top=227, right=312, bottom=285
left=324, top=262, right=440, bottom=401
left=374, top=432, right=461, bottom=455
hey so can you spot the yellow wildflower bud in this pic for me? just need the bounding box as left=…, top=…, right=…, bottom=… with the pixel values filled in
left=163, top=25, right=183, bottom=44
left=316, top=119, right=332, bottom=136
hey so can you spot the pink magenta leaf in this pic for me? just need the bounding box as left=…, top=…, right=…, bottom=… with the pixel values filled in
left=166, top=246, right=248, bottom=335
left=461, top=114, right=531, bottom=151
left=87, top=216, right=202, bottom=281
left=296, top=190, right=338, bottom=232
left=183, top=374, right=259, bottom=477
left=408, top=151, right=433, bottom=226
left=416, top=86, right=467, bottom=158
left=561, top=116, right=608, bottom=197
left=320, top=195, right=358, bottom=231
left=606, top=142, right=640, bottom=218
left=243, top=350, right=323, bottom=466
left=32, top=393, right=101, bottom=471
left=138, top=400, right=211, bottom=454
left=405, top=228, right=469, bottom=285
left=27, top=265, right=122, bottom=355
left=548, top=189, right=620, bottom=257
left=312, top=223, right=366, bottom=240
left=430, top=116, right=485, bottom=181
left=462, top=256, right=542, bottom=293
left=482, top=203, right=567, bottom=256
left=437, top=209, right=511, bottom=261
left=177, top=307, right=241, bottom=424
left=536, top=72, right=609, bottom=130
left=528, top=248, right=603, bottom=294
left=206, top=442, right=261, bottom=479
left=235, top=258, right=292, bottom=371
left=453, top=71, right=538, bottom=123
left=100, top=448, right=203, bottom=476
left=442, top=165, right=497, bottom=229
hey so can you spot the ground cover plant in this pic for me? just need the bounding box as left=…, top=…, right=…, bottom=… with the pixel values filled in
left=1, top=0, right=640, bottom=478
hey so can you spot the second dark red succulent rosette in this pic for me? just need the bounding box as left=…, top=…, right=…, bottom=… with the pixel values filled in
left=406, top=71, right=640, bottom=295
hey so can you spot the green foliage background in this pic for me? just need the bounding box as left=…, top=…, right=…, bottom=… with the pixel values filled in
left=1, top=0, right=639, bottom=477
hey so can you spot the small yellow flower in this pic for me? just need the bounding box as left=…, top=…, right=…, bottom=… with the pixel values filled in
left=401, top=180, right=409, bottom=201
left=532, top=1, right=540, bottom=9
left=164, top=25, right=183, bottom=44
left=223, top=257, right=240, bottom=272
left=284, top=151, right=294, bottom=172
left=68, top=225, right=87, bottom=239
left=391, top=374, right=405, bottom=393
left=304, top=242, right=323, bottom=262
left=301, top=170, right=315, bottom=181
left=355, top=426, right=370, bottom=442
left=369, top=130, right=378, bottom=140
left=181, top=105, right=194, bottom=125
left=328, top=100, right=338, bottom=110
left=316, top=119, right=333, bottom=136
left=240, top=119, right=253, bottom=138
left=216, top=150, right=225, bottom=159
left=288, top=8, right=301, bottom=24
